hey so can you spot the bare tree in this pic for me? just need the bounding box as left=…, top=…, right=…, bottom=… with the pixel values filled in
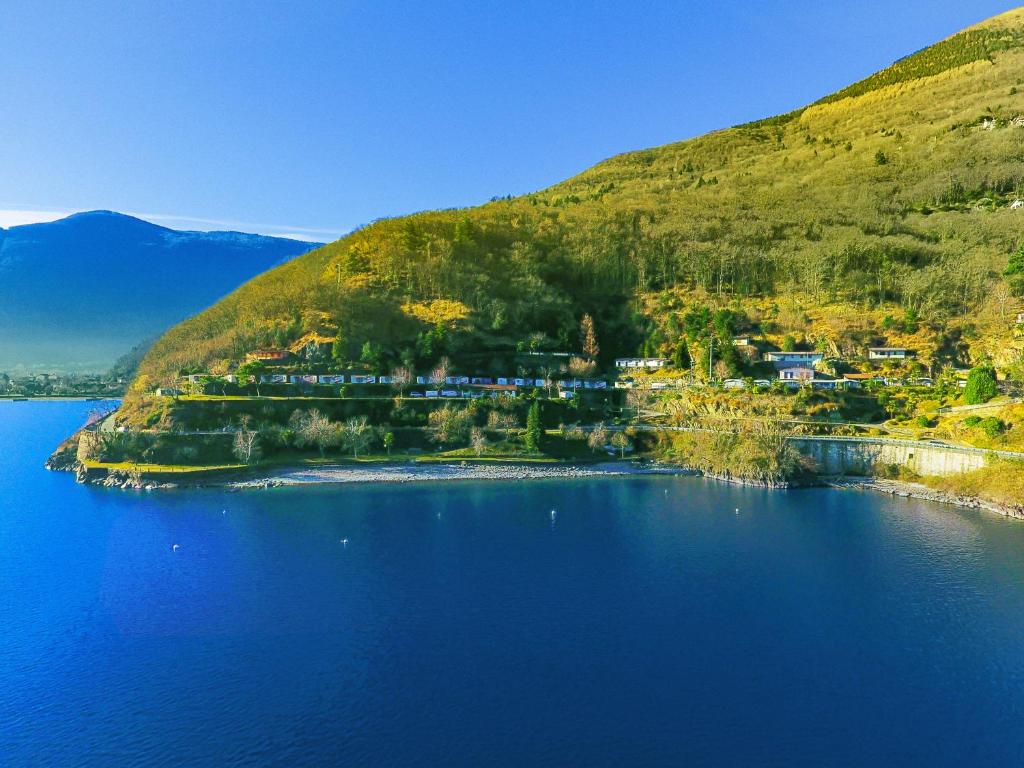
left=470, top=426, right=488, bottom=457
left=233, top=427, right=262, bottom=464
left=587, top=422, right=609, bottom=453
left=339, top=416, right=374, bottom=458
left=626, top=383, right=654, bottom=423
left=993, top=282, right=1012, bottom=320
left=293, top=409, right=339, bottom=457
left=430, top=356, right=451, bottom=385
left=568, top=356, right=597, bottom=379
left=390, top=366, right=412, bottom=399
left=539, top=366, right=557, bottom=399
left=610, top=431, right=631, bottom=458
left=487, top=409, right=517, bottom=440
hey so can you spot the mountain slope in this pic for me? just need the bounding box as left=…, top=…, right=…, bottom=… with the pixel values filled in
left=135, top=8, right=1024, bottom=390
left=0, top=211, right=320, bottom=372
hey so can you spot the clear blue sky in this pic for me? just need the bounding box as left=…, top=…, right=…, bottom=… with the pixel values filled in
left=0, top=0, right=1017, bottom=240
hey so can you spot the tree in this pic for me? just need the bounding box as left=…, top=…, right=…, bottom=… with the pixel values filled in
left=1004, top=243, right=1024, bottom=297
left=610, top=431, right=631, bottom=458
left=430, top=356, right=451, bottom=385
left=626, top=382, right=654, bottom=423
left=428, top=404, right=471, bottom=445
left=390, top=366, right=412, bottom=399
left=360, top=341, right=383, bottom=369
left=993, top=282, right=1012, bottom=320
left=233, top=426, right=262, bottom=464
left=524, top=401, right=542, bottom=452
left=470, top=426, right=488, bottom=456
left=568, top=356, right=597, bottom=379
left=964, top=364, right=998, bottom=405
left=538, top=366, right=557, bottom=399
left=588, top=422, right=609, bottom=453
left=339, top=416, right=374, bottom=458
left=564, top=424, right=586, bottom=441
left=580, top=313, right=599, bottom=359
left=382, top=431, right=394, bottom=456
left=781, top=335, right=797, bottom=352
left=236, top=361, right=267, bottom=396
left=487, top=410, right=517, bottom=440
left=331, top=330, right=347, bottom=362
left=293, top=409, right=339, bottom=456
left=672, top=341, right=690, bottom=370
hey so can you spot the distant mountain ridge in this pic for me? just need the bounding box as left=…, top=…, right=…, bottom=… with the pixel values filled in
left=0, top=211, right=320, bottom=372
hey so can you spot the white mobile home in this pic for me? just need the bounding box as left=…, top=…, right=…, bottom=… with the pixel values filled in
left=614, top=357, right=669, bottom=369
left=868, top=347, right=911, bottom=361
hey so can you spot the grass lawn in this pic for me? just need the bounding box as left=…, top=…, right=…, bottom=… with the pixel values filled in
left=83, top=460, right=245, bottom=474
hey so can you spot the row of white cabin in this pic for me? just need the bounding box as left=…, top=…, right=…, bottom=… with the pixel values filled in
left=763, top=348, right=911, bottom=367
left=184, top=373, right=608, bottom=390
left=615, top=348, right=911, bottom=372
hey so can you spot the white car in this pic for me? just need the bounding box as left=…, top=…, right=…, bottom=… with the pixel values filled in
left=723, top=379, right=746, bottom=390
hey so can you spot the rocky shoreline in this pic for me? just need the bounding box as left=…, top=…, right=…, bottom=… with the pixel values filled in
left=824, top=476, right=1024, bottom=521
left=228, top=461, right=693, bottom=489
left=59, top=459, right=696, bottom=491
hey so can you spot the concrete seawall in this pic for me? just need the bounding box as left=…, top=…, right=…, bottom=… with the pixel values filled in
left=791, top=437, right=990, bottom=477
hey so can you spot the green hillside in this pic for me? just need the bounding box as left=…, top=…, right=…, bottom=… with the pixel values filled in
left=134, top=8, right=1024, bottom=395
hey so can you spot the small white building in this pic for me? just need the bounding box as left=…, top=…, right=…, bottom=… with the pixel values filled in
left=779, top=367, right=814, bottom=385
left=868, top=347, right=911, bottom=361
left=614, top=357, right=669, bottom=369
left=763, top=351, right=823, bottom=368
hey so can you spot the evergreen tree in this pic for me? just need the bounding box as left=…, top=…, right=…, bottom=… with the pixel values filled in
left=672, top=341, right=691, bottom=369
left=331, top=330, right=347, bottom=362
left=524, top=401, right=542, bottom=452
left=359, top=341, right=382, bottom=369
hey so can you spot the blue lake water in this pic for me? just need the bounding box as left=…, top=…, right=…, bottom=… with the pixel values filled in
left=2, top=401, right=1024, bottom=766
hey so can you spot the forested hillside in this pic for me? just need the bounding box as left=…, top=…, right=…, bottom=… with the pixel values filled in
left=134, top=8, right=1024, bottom=392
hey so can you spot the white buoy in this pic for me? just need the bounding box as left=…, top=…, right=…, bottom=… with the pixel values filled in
left=340, top=538, right=349, bottom=546
left=172, top=544, right=180, bottom=551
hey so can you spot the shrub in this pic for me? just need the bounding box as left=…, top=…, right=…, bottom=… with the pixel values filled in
left=964, top=415, right=982, bottom=427
left=963, top=365, right=998, bottom=404
left=979, top=417, right=1006, bottom=439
